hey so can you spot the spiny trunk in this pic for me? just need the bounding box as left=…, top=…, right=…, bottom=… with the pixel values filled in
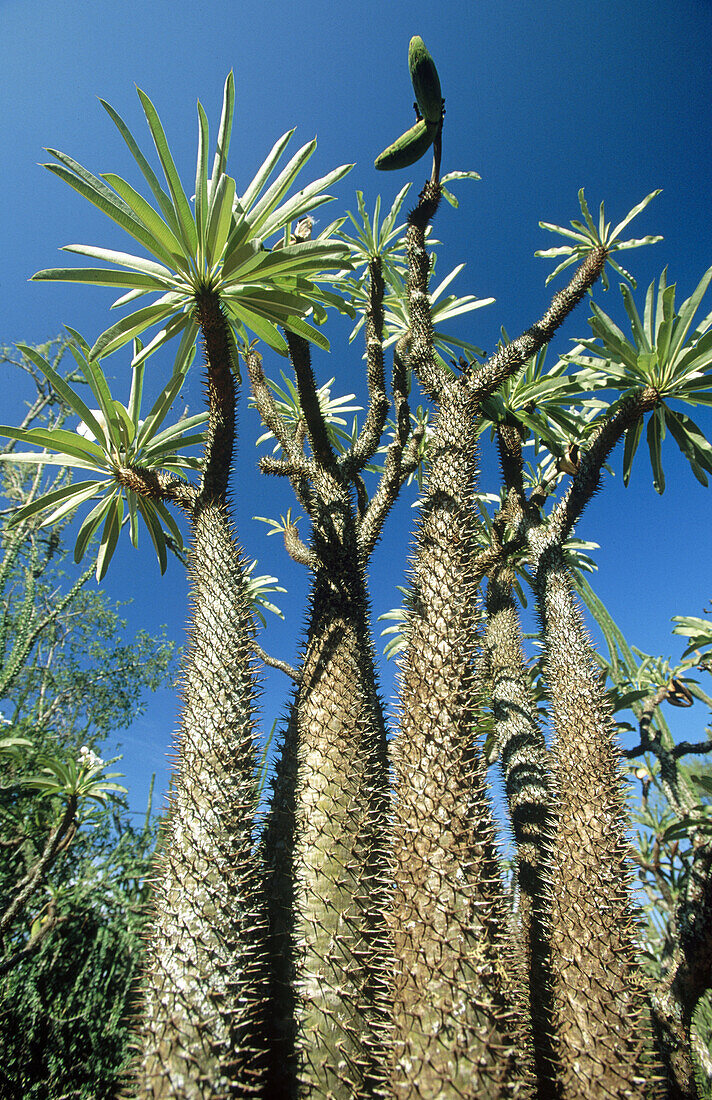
left=390, top=389, right=534, bottom=1099
left=484, top=567, right=558, bottom=1099
left=533, top=541, right=662, bottom=1099
left=263, top=474, right=391, bottom=1099
left=651, top=836, right=712, bottom=1099
left=133, top=291, right=267, bottom=1098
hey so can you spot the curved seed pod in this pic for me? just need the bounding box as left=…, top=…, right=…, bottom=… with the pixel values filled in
left=374, top=118, right=438, bottom=171
left=408, top=35, right=443, bottom=124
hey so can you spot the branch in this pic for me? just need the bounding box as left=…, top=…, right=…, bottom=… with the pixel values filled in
left=623, top=687, right=697, bottom=816
left=342, top=257, right=389, bottom=474
left=283, top=524, right=320, bottom=570
left=194, top=288, right=238, bottom=504
left=0, top=795, right=77, bottom=939
left=245, top=347, right=297, bottom=457
left=496, top=422, right=525, bottom=497
left=468, top=247, right=607, bottom=403
left=404, top=180, right=446, bottom=399
left=115, top=465, right=198, bottom=513
left=0, top=899, right=63, bottom=977
left=357, top=338, right=416, bottom=558
left=253, top=642, right=302, bottom=684
left=285, top=331, right=335, bottom=469
left=545, top=386, right=659, bottom=545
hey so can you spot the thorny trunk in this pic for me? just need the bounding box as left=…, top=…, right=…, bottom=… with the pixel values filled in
left=531, top=539, right=661, bottom=1098
left=651, top=833, right=712, bottom=1099
left=263, top=470, right=391, bottom=1100
left=133, top=291, right=268, bottom=1098
left=483, top=567, right=558, bottom=1099
left=390, top=383, right=534, bottom=1097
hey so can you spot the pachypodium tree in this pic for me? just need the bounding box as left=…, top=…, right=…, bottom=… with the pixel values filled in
left=3, top=35, right=712, bottom=1100
left=2, top=73, right=352, bottom=1097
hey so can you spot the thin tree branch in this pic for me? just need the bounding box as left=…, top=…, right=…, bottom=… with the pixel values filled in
left=285, top=332, right=335, bottom=469
left=341, top=257, right=389, bottom=475
left=545, top=387, right=659, bottom=545
left=468, top=247, right=607, bottom=403
left=0, top=795, right=77, bottom=938
left=115, top=466, right=198, bottom=513
left=253, top=643, right=302, bottom=684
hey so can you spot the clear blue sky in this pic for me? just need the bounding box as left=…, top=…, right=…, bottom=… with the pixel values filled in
left=2, top=0, right=711, bottom=814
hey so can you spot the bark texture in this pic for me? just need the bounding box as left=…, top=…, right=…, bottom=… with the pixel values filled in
left=263, top=469, right=392, bottom=1100
left=132, top=291, right=268, bottom=1098
left=484, top=568, right=558, bottom=1098
left=390, top=386, right=534, bottom=1098
left=532, top=540, right=662, bottom=1099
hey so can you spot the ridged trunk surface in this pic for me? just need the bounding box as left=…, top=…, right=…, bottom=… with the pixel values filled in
left=263, top=472, right=391, bottom=1099
left=533, top=541, right=661, bottom=1098
left=136, top=505, right=267, bottom=1097
left=390, top=389, right=534, bottom=1099
left=133, top=291, right=267, bottom=1097
left=484, top=569, right=558, bottom=1098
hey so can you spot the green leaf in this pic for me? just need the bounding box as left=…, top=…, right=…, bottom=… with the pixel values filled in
left=67, top=345, right=122, bottom=441
left=620, top=283, right=650, bottom=352
left=95, top=494, right=123, bottom=581
left=101, top=172, right=188, bottom=269
left=33, top=266, right=166, bottom=292
left=226, top=302, right=288, bottom=355
left=622, top=416, right=643, bottom=486
left=6, top=480, right=103, bottom=528
left=609, top=190, right=662, bottom=243
left=74, top=494, right=115, bottom=562
left=60, top=244, right=177, bottom=284
left=16, top=345, right=109, bottom=446
left=136, top=360, right=191, bottom=448
left=283, top=315, right=331, bottom=353
left=258, top=163, right=352, bottom=240
left=646, top=407, right=665, bottom=493
left=100, top=101, right=179, bottom=245
left=130, top=313, right=192, bottom=368
left=691, top=773, right=712, bottom=795
left=128, top=357, right=146, bottom=427
left=136, top=88, right=198, bottom=258
left=136, top=495, right=168, bottom=574
left=668, top=264, right=712, bottom=363
left=241, top=138, right=317, bottom=239
left=0, top=425, right=106, bottom=466
left=205, top=172, right=236, bottom=268
left=238, top=130, right=294, bottom=215
left=90, top=300, right=181, bottom=361
left=195, top=101, right=210, bottom=246
left=210, top=71, right=235, bottom=196
left=43, top=152, right=155, bottom=250
left=664, top=406, right=712, bottom=481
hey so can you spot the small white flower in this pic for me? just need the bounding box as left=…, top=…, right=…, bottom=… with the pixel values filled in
left=78, top=745, right=104, bottom=769
left=76, top=411, right=107, bottom=443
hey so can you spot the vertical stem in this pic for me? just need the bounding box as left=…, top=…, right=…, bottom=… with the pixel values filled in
left=134, top=291, right=268, bottom=1098
left=484, top=567, right=558, bottom=1098
left=390, top=387, right=533, bottom=1098
left=532, top=540, right=661, bottom=1098
left=263, top=468, right=392, bottom=1099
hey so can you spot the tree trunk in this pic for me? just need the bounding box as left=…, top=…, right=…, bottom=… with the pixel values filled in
left=263, top=472, right=392, bottom=1099
left=390, top=389, right=534, bottom=1098
left=133, top=291, right=268, bottom=1098
left=532, top=539, right=662, bottom=1099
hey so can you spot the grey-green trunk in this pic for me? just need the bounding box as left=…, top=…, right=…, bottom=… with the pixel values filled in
left=263, top=476, right=391, bottom=1099
left=391, top=391, right=534, bottom=1098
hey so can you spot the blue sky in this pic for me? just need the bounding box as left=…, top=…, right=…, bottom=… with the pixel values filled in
left=2, top=0, right=711, bottom=814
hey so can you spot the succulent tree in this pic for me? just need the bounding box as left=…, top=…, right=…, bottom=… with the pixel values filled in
left=1, top=75, right=351, bottom=1096
left=3, top=38, right=712, bottom=1100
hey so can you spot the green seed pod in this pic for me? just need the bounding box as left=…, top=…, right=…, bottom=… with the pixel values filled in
left=408, top=36, right=443, bottom=124
left=374, top=117, right=438, bottom=171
